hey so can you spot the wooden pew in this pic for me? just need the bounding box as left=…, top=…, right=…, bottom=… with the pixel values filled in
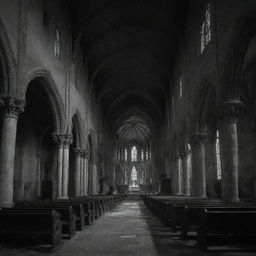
left=10, top=206, right=76, bottom=239
left=197, top=209, right=256, bottom=251
left=180, top=205, right=256, bottom=240
left=18, top=202, right=87, bottom=230
left=0, top=210, right=62, bottom=251
left=169, top=201, right=227, bottom=232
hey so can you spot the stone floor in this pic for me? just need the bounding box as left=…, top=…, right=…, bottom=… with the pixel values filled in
left=0, top=196, right=256, bottom=256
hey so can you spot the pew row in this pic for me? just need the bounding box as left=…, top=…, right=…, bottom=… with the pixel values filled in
left=0, top=210, right=62, bottom=251
left=3, top=206, right=76, bottom=239
left=198, top=209, right=256, bottom=251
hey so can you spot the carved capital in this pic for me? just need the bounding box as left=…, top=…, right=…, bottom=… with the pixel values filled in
left=218, top=100, right=243, bottom=124
left=190, top=133, right=207, bottom=146
left=84, top=149, right=90, bottom=159
left=73, top=148, right=83, bottom=157
left=2, top=97, right=25, bottom=119
left=52, top=133, right=73, bottom=148
left=180, top=143, right=191, bottom=158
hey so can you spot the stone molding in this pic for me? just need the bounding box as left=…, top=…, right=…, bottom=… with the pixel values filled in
left=52, top=133, right=73, bottom=148
left=2, top=97, right=25, bottom=119
left=218, top=100, right=243, bottom=124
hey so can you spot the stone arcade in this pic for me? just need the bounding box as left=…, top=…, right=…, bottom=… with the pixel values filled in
left=0, top=0, right=256, bottom=255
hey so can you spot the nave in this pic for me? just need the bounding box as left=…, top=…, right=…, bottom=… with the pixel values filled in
left=1, top=196, right=255, bottom=256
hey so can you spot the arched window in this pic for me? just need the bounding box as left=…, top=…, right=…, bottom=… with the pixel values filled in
left=131, top=146, right=137, bottom=162
left=131, top=166, right=137, bottom=186
left=179, top=76, right=183, bottom=98
left=216, top=130, right=222, bottom=180
left=124, top=148, right=128, bottom=162
left=54, top=28, right=61, bottom=59
left=141, top=149, right=144, bottom=161
left=145, top=150, right=148, bottom=160
left=200, top=2, right=211, bottom=54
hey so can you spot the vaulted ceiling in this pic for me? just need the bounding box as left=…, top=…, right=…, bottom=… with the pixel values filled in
left=68, top=0, right=187, bottom=142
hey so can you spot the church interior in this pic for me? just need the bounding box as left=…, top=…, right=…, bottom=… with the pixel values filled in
left=0, top=0, right=256, bottom=255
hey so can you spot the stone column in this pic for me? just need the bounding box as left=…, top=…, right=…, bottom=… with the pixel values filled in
left=53, top=134, right=73, bottom=199
left=83, top=150, right=89, bottom=196
left=80, top=150, right=84, bottom=196
left=0, top=97, right=25, bottom=207
left=180, top=144, right=191, bottom=196
left=74, top=148, right=82, bottom=197
left=191, top=133, right=207, bottom=198
left=218, top=100, right=242, bottom=202
left=92, top=162, right=98, bottom=194
left=174, top=156, right=182, bottom=195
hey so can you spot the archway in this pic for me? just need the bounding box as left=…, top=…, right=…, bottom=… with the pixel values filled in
left=68, top=114, right=82, bottom=197
left=14, top=77, right=62, bottom=201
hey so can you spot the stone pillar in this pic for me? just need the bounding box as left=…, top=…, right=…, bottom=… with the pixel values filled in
left=181, top=144, right=191, bottom=196
left=92, top=162, right=98, bottom=194
left=218, top=100, right=242, bottom=202
left=74, top=148, right=82, bottom=197
left=53, top=134, right=73, bottom=199
left=83, top=150, right=89, bottom=196
left=0, top=97, right=25, bottom=207
left=175, top=156, right=182, bottom=195
left=80, top=151, right=84, bottom=196
left=191, top=133, right=207, bottom=198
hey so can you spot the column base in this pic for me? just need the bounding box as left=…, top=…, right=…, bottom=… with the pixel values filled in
left=198, top=195, right=208, bottom=199
left=0, top=202, right=14, bottom=208
left=173, top=193, right=183, bottom=196
left=225, top=198, right=240, bottom=204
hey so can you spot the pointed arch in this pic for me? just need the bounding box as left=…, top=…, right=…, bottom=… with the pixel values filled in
left=24, top=68, right=66, bottom=133
left=0, top=18, right=17, bottom=96
left=220, top=17, right=256, bottom=100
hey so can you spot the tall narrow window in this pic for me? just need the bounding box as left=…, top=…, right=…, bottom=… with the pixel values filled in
left=200, top=22, right=206, bottom=54
left=179, top=76, right=183, bottom=98
left=54, top=29, right=61, bottom=59
left=131, top=146, right=137, bottom=162
left=145, top=151, right=149, bottom=160
left=205, top=3, right=211, bottom=44
left=124, top=148, right=128, bottom=162
left=200, top=2, right=211, bottom=54
left=131, top=166, right=137, bottom=186
left=141, top=149, right=144, bottom=161
left=216, top=130, right=222, bottom=180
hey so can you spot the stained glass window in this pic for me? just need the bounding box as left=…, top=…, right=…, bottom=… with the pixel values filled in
left=124, top=148, right=128, bottom=162
left=200, top=2, right=211, bottom=54
left=131, top=146, right=137, bottom=162
left=54, top=29, right=60, bottom=59
left=141, top=149, right=144, bottom=161
left=205, top=3, right=211, bottom=44
left=131, top=166, right=137, bottom=186
left=179, top=76, right=183, bottom=98
left=216, top=130, right=222, bottom=180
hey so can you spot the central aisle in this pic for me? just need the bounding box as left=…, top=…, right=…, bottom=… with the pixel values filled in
left=55, top=196, right=192, bottom=256
left=49, top=196, right=248, bottom=256
left=51, top=196, right=255, bottom=256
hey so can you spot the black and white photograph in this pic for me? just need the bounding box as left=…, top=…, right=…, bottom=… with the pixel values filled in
left=0, top=0, right=255, bottom=255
